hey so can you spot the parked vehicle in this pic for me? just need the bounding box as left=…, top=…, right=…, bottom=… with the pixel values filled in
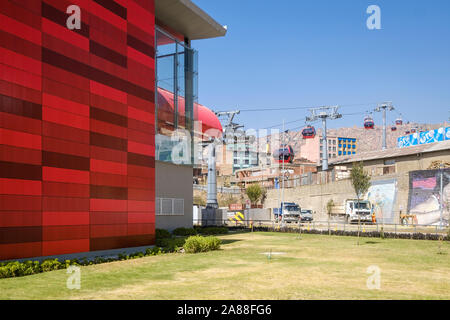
left=344, top=200, right=373, bottom=223
left=330, top=199, right=373, bottom=224
left=273, top=202, right=301, bottom=223
left=300, top=209, right=314, bottom=222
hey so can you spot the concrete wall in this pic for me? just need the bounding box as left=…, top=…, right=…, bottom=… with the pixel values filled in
left=155, top=161, right=193, bottom=231
left=246, top=208, right=272, bottom=221
left=266, top=150, right=450, bottom=223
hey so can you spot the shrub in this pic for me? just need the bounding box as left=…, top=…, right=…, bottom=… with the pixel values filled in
left=155, top=228, right=171, bottom=239
left=172, top=227, right=197, bottom=237
left=183, top=235, right=221, bottom=253
left=41, top=259, right=62, bottom=272
left=155, top=237, right=186, bottom=252
left=246, top=184, right=262, bottom=205
left=145, top=247, right=162, bottom=256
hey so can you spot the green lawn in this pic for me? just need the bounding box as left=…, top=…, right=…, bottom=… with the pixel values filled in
left=1, top=232, right=449, bottom=300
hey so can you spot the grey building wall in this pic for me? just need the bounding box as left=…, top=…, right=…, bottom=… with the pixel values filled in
left=155, top=161, right=193, bottom=231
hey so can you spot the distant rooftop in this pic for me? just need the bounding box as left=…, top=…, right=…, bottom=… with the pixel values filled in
left=323, top=140, right=450, bottom=167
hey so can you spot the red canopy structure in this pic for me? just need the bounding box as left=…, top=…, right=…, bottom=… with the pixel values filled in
left=157, top=87, right=222, bottom=138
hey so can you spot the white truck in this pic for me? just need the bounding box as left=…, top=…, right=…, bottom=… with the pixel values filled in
left=331, top=199, right=373, bottom=224
left=273, top=202, right=301, bottom=223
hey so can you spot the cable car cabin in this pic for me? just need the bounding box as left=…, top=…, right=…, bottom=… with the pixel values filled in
left=364, top=116, right=375, bottom=129
left=411, top=128, right=417, bottom=133
left=273, top=145, right=294, bottom=164
left=395, top=118, right=403, bottom=126
left=301, top=125, right=316, bottom=139
left=405, top=131, right=410, bottom=135
left=391, top=126, right=397, bottom=131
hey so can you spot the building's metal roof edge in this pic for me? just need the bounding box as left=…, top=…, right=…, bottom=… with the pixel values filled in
left=155, top=0, right=227, bottom=40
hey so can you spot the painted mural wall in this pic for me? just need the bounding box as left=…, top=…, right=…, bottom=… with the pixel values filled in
left=366, top=179, right=397, bottom=224
left=408, top=169, right=450, bottom=226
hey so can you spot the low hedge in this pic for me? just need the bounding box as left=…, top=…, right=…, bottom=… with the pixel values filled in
left=155, top=228, right=172, bottom=239
left=155, top=237, right=186, bottom=251
left=252, top=225, right=450, bottom=241
left=172, top=227, right=198, bottom=237
left=0, top=241, right=181, bottom=280
left=183, top=235, right=221, bottom=253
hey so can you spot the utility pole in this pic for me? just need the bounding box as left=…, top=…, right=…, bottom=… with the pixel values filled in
left=281, top=120, right=285, bottom=225
left=374, top=102, right=394, bottom=150
left=440, top=163, right=444, bottom=229
left=306, top=106, right=342, bottom=171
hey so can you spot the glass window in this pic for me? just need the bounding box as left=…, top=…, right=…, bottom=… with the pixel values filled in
left=155, top=26, right=198, bottom=164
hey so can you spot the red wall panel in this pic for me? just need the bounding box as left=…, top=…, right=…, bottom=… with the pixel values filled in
left=0, top=0, right=156, bottom=260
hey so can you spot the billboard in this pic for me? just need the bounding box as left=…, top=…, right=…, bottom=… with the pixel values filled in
left=408, top=169, right=450, bottom=226
left=397, top=133, right=419, bottom=148
left=419, top=128, right=445, bottom=145
left=398, top=127, right=449, bottom=148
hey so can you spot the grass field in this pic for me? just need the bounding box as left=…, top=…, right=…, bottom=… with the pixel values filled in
left=1, top=232, right=449, bottom=300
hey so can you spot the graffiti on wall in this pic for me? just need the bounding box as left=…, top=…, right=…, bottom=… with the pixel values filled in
left=366, top=179, right=397, bottom=224
left=408, top=169, right=450, bottom=226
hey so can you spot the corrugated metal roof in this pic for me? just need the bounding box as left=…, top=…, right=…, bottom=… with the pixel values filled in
left=326, top=140, right=450, bottom=166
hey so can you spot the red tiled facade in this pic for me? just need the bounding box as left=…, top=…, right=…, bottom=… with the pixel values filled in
left=0, top=0, right=156, bottom=260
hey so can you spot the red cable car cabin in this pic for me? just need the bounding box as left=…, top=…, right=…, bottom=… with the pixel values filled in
left=302, top=125, right=316, bottom=139
left=395, top=118, right=403, bottom=126
left=391, top=126, right=397, bottom=131
left=273, top=145, right=294, bottom=164
left=364, top=116, right=375, bottom=129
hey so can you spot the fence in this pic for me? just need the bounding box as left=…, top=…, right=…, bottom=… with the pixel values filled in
left=193, top=184, right=242, bottom=194
left=193, top=219, right=450, bottom=239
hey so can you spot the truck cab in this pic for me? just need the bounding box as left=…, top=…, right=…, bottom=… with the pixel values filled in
left=300, top=209, right=313, bottom=222
left=274, top=202, right=301, bottom=223
left=345, top=200, right=372, bottom=223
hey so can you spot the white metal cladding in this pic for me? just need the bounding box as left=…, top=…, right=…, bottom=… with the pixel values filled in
left=155, top=198, right=185, bottom=216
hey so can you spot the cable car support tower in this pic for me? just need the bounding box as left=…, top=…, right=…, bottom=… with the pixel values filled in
left=306, top=106, right=342, bottom=171
left=374, top=102, right=394, bottom=150
left=205, top=110, right=241, bottom=209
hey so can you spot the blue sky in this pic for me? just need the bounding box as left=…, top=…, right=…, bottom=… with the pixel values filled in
left=191, top=0, right=450, bottom=132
